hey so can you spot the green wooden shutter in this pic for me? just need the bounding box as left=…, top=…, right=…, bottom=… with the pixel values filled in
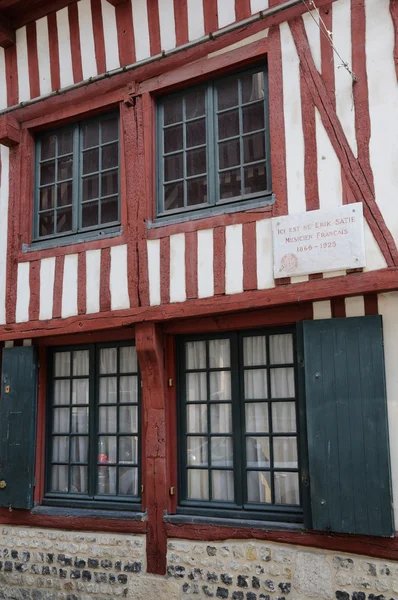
left=0, top=346, right=38, bottom=509
left=302, top=316, right=394, bottom=536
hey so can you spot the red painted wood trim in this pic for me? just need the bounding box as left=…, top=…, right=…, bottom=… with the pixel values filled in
left=242, top=221, right=257, bottom=291
left=235, top=0, right=251, bottom=22
left=77, top=251, right=86, bottom=316
left=29, top=260, right=40, bottom=321
left=165, top=335, right=178, bottom=514
left=52, top=255, right=64, bottom=319
left=185, top=231, right=198, bottom=300
left=34, top=345, right=47, bottom=503
left=100, top=247, right=111, bottom=313
left=203, top=0, right=218, bottom=34
left=47, top=12, right=61, bottom=91
left=174, top=0, right=189, bottom=46
left=136, top=323, right=168, bottom=575
left=115, top=0, right=135, bottom=66
left=268, top=25, right=288, bottom=218
left=68, top=3, right=83, bottom=84
left=300, top=72, right=319, bottom=211
left=5, top=144, right=20, bottom=324
left=290, top=18, right=398, bottom=267
left=90, top=0, right=106, bottom=75
left=38, top=327, right=136, bottom=347
left=26, top=21, right=40, bottom=100
left=164, top=302, right=314, bottom=334
left=4, top=44, right=18, bottom=106
left=147, top=0, right=161, bottom=55
left=147, top=208, right=271, bottom=240
left=364, top=293, right=379, bottom=316
left=320, top=5, right=335, bottom=107
left=2, top=269, right=398, bottom=341
left=213, top=226, right=226, bottom=296
left=160, top=236, right=170, bottom=304
left=390, top=0, right=398, bottom=81
left=164, top=522, right=398, bottom=562
left=331, top=297, right=346, bottom=318
left=18, top=130, right=34, bottom=251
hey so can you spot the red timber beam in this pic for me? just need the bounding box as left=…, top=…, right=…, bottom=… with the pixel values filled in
left=0, top=12, right=14, bottom=48
left=289, top=17, right=398, bottom=268
left=135, top=323, right=168, bottom=575
left=390, top=0, right=398, bottom=80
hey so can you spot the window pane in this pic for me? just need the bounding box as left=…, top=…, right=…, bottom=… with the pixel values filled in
left=242, top=103, right=264, bottom=133
left=97, top=466, right=117, bottom=494
left=187, top=148, right=206, bottom=177
left=164, top=153, right=183, bottom=182
left=99, top=377, right=117, bottom=404
left=209, top=339, right=230, bottom=368
left=55, top=352, right=71, bottom=377
left=244, top=369, right=267, bottom=399
left=245, top=402, right=268, bottom=433
left=210, top=404, right=232, bottom=433
left=56, top=207, right=72, bottom=234
left=41, top=135, right=56, bottom=160
left=247, top=471, right=271, bottom=503
left=246, top=436, right=270, bottom=468
left=57, top=182, right=73, bottom=207
left=40, top=186, right=55, bottom=211
left=273, top=437, right=298, bottom=469
left=219, top=139, right=240, bottom=170
left=242, top=71, right=265, bottom=103
left=163, top=97, right=183, bottom=125
left=73, top=350, right=89, bottom=376
left=120, top=346, right=137, bottom=373
left=102, top=143, right=118, bottom=170
left=71, top=436, right=88, bottom=463
left=52, top=436, right=69, bottom=462
left=187, top=177, right=207, bottom=206
left=82, top=175, right=99, bottom=201
left=210, top=371, right=231, bottom=401
left=119, top=436, right=138, bottom=464
left=54, top=380, right=70, bottom=405
left=188, top=469, right=209, bottom=500
left=243, top=336, right=267, bottom=366
left=212, top=470, right=234, bottom=501
left=219, top=169, right=241, bottom=199
left=119, top=405, right=138, bottom=434
left=272, top=402, right=296, bottom=433
left=186, top=119, right=206, bottom=148
left=120, top=376, right=138, bottom=404
left=186, top=341, right=206, bottom=369
left=58, top=156, right=73, bottom=181
left=211, top=437, right=233, bottom=467
left=218, top=110, right=239, bottom=140
left=40, top=162, right=55, bottom=185
left=244, top=164, right=267, bottom=195
left=100, top=197, right=118, bottom=224
left=53, top=408, right=70, bottom=433
left=164, top=125, right=183, bottom=153
left=83, top=148, right=99, bottom=175
left=270, top=368, right=295, bottom=398
left=102, top=117, right=119, bottom=143
left=71, top=407, right=89, bottom=433
left=99, top=436, right=117, bottom=464
left=269, top=334, right=294, bottom=364
left=243, top=132, right=265, bottom=164
left=119, top=467, right=138, bottom=496
left=101, top=170, right=118, bottom=196
left=186, top=372, right=207, bottom=401
left=51, top=465, right=68, bottom=492
left=274, top=472, right=299, bottom=505
left=164, top=181, right=184, bottom=211
left=58, top=130, right=74, bottom=155
left=82, top=121, right=99, bottom=149
left=72, top=380, right=89, bottom=405
left=185, top=90, right=205, bottom=119
left=82, top=202, right=99, bottom=228
left=187, top=436, right=208, bottom=466
left=187, top=404, right=208, bottom=433
left=99, top=407, right=117, bottom=433
left=217, top=79, right=239, bottom=110
left=39, top=212, right=54, bottom=237
left=100, top=348, right=117, bottom=373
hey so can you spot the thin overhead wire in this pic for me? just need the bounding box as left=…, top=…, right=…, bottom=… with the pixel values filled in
left=301, top=0, right=358, bottom=82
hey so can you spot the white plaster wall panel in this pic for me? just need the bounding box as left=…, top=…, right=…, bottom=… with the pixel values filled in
left=313, top=300, right=332, bottom=319
left=101, top=0, right=120, bottom=72
left=36, top=17, right=52, bottom=96
left=170, top=233, right=186, bottom=303
left=187, top=0, right=205, bottom=41
left=280, top=23, right=306, bottom=215
left=77, top=0, right=98, bottom=79
left=147, top=239, right=161, bottom=306
left=56, top=8, right=75, bottom=88
left=378, top=292, right=398, bottom=529
left=250, top=0, right=269, bottom=13
left=0, top=49, right=6, bottom=110
left=363, top=221, right=388, bottom=272
left=323, top=270, right=346, bottom=278
left=256, top=218, right=274, bottom=290
left=225, top=224, right=243, bottom=295
left=345, top=296, right=365, bottom=317
left=333, top=0, right=357, bottom=156
left=366, top=0, right=398, bottom=247
left=61, top=254, right=78, bottom=318
left=16, top=27, right=30, bottom=102
left=217, top=0, right=235, bottom=29
left=110, top=245, right=130, bottom=310
left=290, top=275, right=309, bottom=284
left=16, top=262, right=30, bottom=323
left=0, top=147, right=9, bottom=325
left=197, top=229, right=214, bottom=299
left=159, top=0, right=176, bottom=50
left=39, top=257, right=56, bottom=321
left=316, top=108, right=343, bottom=210
left=132, top=0, right=151, bottom=61
left=86, top=249, right=101, bottom=314
left=303, top=11, right=321, bottom=73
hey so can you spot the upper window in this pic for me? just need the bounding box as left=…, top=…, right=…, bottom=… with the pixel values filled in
left=157, top=66, right=271, bottom=219
left=178, top=330, right=301, bottom=523
left=45, top=342, right=140, bottom=510
left=34, top=112, right=120, bottom=241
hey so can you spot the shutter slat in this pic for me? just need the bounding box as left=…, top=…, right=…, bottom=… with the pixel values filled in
left=303, top=316, right=394, bottom=537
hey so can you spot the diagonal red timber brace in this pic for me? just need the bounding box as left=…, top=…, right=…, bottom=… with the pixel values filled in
left=290, top=17, right=398, bottom=267
left=390, top=0, right=398, bottom=81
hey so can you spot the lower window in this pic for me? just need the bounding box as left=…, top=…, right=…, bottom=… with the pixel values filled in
left=45, top=342, right=140, bottom=509
left=177, top=329, right=303, bottom=522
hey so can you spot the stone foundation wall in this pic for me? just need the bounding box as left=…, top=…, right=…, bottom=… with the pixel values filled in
left=167, top=539, right=398, bottom=600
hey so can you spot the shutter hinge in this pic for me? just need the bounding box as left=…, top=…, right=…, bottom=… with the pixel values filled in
left=169, top=486, right=175, bottom=496
left=141, top=484, right=144, bottom=493
left=168, top=378, right=173, bottom=387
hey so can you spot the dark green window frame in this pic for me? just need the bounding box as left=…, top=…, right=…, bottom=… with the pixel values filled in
left=34, top=112, right=120, bottom=243
left=44, top=341, right=141, bottom=511
left=156, top=65, right=272, bottom=222
left=177, top=328, right=306, bottom=524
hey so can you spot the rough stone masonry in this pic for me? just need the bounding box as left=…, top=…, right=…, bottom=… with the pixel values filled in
left=0, top=527, right=398, bottom=599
